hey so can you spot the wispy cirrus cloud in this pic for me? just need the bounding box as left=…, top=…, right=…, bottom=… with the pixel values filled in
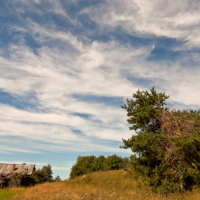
left=0, top=0, right=200, bottom=179
left=81, top=0, right=200, bottom=48
left=1, top=23, right=200, bottom=153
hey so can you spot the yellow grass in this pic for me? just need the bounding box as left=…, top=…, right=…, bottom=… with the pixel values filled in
left=8, top=170, right=200, bottom=200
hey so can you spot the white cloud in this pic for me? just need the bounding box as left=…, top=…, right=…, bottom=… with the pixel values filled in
left=82, top=0, right=200, bottom=48
left=1, top=2, right=200, bottom=154
left=7, top=0, right=200, bottom=48
left=52, top=166, right=71, bottom=170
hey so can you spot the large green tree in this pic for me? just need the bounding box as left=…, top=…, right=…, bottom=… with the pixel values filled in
left=121, top=87, right=200, bottom=193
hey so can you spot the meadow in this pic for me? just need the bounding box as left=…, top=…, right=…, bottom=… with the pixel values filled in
left=1, top=169, right=200, bottom=200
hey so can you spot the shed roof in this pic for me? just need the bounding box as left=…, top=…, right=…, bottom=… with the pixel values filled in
left=0, top=163, right=35, bottom=176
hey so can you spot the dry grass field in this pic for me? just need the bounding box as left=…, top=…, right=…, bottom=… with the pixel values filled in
left=2, top=169, right=200, bottom=200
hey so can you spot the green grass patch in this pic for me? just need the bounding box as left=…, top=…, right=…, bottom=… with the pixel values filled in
left=0, top=188, right=26, bottom=200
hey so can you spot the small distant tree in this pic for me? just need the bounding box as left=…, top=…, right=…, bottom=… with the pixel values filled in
left=103, top=154, right=124, bottom=171
left=93, top=155, right=105, bottom=171
left=31, top=164, right=53, bottom=184
left=121, top=87, right=200, bottom=193
left=55, top=175, right=62, bottom=182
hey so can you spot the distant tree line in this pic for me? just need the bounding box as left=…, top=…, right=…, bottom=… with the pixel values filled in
left=70, top=154, right=130, bottom=179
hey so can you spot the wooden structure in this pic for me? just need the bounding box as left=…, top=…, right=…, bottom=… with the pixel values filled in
left=0, top=163, right=35, bottom=188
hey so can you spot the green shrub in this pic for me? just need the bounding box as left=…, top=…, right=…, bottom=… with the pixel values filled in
left=93, top=155, right=105, bottom=171
left=103, top=154, right=124, bottom=171
left=122, top=157, right=130, bottom=169
left=70, top=156, right=96, bottom=179
left=31, top=164, right=53, bottom=184
left=69, top=155, right=127, bottom=179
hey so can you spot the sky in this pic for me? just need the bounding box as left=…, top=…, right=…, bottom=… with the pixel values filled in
left=0, top=0, right=200, bottom=180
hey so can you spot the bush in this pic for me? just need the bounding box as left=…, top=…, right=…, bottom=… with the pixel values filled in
left=93, top=155, right=105, bottom=171
left=122, top=157, right=130, bottom=169
left=69, top=155, right=127, bottom=179
left=70, top=156, right=96, bottom=179
left=31, top=164, right=53, bottom=184
left=103, top=154, right=124, bottom=171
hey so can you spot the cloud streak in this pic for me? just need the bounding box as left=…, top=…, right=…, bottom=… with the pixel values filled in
left=81, top=0, right=200, bottom=48
left=1, top=19, right=200, bottom=153
left=0, top=1, right=199, bottom=180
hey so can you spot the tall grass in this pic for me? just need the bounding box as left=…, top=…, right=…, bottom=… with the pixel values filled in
left=9, top=170, right=200, bottom=200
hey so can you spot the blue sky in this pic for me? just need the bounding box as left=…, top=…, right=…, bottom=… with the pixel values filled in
left=0, top=0, right=200, bottom=179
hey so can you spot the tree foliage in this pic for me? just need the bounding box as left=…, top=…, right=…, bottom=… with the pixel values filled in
left=70, top=155, right=128, bottom=179
left=103, top=155, right=124, bottom=171
left=93, top=155, right=105, bottom=171
left=121, top=87, right=200, bottom=193
left=70, top=156, right=96, bottom=179
left=31, top=164, right=53, bottom=184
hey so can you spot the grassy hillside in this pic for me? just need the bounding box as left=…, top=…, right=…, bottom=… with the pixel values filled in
left=2, top=169, right=200, bottom=200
